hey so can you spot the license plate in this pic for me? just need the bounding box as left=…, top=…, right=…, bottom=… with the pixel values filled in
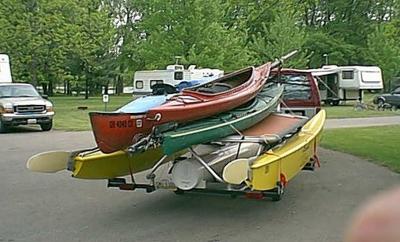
left=27, top=119, right=37, bottom=124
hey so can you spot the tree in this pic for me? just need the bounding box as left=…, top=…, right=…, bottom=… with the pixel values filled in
left=366, top=22, right=400, bottom=90
left=133, top=0, right=251, bottom=71
left=250, top=7, right=310, bottom=68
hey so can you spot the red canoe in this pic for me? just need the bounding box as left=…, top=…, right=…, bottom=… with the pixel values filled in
left=90, top=50, right=298, bottom=153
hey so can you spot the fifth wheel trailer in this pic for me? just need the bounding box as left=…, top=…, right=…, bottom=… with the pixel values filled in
left=310, top=65, right=383, bottom=105
left=133, top=64, right=224, bottom=95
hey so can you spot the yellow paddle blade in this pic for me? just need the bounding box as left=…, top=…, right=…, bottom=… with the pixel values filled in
left=223, top=158, right=249, bottom=185
left=27, top=151, right=70, bottom=173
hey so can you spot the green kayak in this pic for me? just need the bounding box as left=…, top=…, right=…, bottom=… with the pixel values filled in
left=160, top=83, right=284, bottom=155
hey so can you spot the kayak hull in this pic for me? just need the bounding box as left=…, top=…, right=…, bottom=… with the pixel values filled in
left=72, top=148, right=167, bottom=179
left=161, top=83, right=283, bottom=155
left=89, top=112, right=155, bottom=154
left=250, top=110, right=326, bottom=191
left=91, top=64, right=272, bottom=154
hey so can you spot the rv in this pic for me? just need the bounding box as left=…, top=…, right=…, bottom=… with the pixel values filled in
left=0, top=54, right=12, bottom=83
left=133, top=64, right=224, bottom=95
left=310, top=65, right=383, bottom=105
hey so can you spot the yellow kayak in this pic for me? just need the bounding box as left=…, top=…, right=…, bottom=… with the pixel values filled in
left=249, top=110, right=326, bottom=191
left=72, top=148, right=166, bottom=179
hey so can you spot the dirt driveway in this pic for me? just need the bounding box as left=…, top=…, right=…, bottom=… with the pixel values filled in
left=0, top=130, right=399, bottom=242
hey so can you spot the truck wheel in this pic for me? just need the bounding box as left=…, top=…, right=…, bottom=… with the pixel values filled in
left=0, top=120, right=8, bottom=133
left=40, top=121, right=53, bottom=131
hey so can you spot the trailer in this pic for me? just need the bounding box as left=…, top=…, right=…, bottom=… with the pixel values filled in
left=310, top=65, right=383, bottom=105
left=133, top=64, right=223, bottom=95
left=0, top=54, right=12, bottom=83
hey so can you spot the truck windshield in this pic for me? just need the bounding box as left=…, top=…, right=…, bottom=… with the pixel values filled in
left=0, top=85, right=40, bottom=98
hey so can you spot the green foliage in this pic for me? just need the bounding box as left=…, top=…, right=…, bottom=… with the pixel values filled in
left=135, top=0, right=251, bottom=71
left=250, top=7, right=310, bottom=68
left=0, top=0, right=400, bottom=92
left=365, top=22, right=400, bottom=89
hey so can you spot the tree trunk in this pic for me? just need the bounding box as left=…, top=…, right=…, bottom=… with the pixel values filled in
left=85, top=77, right=89, bottom=99
left=48, top=80, right=53, bottom=96
left=116, top=75, right=124, bottom=95
left=41, top=83, right=48, bottom=95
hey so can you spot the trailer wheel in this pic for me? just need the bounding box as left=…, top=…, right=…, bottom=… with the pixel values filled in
left=271, top=182, right=284, bottom=202
left=391, top=105, right=398, bottom=112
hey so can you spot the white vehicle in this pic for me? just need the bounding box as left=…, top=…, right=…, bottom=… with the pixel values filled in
left=0, top=54, right=12, bottom=83
left=133, top=64, right=224, bottom=95
left=310, top=65, right=383, bottom=105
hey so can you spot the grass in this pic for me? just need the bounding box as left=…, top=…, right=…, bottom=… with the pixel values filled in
left=321, top=125, right=400, bottom=172
left=323, top=92, right=400, bottom=119
left=48, top=92, right=400, bottom=131
left=323, top=105, right=400, bottom=119
left=50, top=95, right=133, bottom=131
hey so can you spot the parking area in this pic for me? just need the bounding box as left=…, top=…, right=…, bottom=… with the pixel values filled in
left=0, top=130, right=399, bottom=242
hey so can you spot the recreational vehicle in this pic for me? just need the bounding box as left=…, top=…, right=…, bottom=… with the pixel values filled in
left=0, top=54, right=12, bottom=83
left=132, top=64, right=224, bottom=95
left=310, top=65, right=383, bottom=105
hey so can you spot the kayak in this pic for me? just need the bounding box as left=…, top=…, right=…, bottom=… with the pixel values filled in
left=170, top=113, right=309, bottom=190
left=90, top=64, right=272, bottom=154
left=160, top=83, right=284, bottom=155
left=90, top=51, right=297, bottom=154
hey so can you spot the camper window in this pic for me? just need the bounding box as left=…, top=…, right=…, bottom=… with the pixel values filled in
left=150, top=80, right=164, bottom=87
left=135, top=80, right=143, bottom=89
left=174, top=71, right=183, bottom=80
left=342, top=71, right=354, bottom=80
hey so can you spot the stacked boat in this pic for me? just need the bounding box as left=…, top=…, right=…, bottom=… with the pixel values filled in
left=27, top=50, right=326, bottom=201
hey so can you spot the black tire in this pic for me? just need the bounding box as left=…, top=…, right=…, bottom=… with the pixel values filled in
left=392, top=105, right=398, bottom=112
left=0, top=120, right=8, bottom=133
left=40, top=121, right=53, bottom=131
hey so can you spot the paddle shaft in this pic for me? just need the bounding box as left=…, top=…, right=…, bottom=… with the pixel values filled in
left=270, top=50, right=298, bottom=69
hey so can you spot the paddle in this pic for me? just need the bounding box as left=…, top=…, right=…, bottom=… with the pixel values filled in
left=26, top=147, right=98, bottom=173
left=27, top=151, right=71, bottom=173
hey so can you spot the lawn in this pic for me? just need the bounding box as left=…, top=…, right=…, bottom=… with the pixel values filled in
left=48, top=93, right=400, bottom=131
left=323, top=93, right=400, bottom=119
left=323, top=105, right=400, bottom=118
left=321, top=125, right=400, bottom=172
left=50, top=95, right=133, bottom=131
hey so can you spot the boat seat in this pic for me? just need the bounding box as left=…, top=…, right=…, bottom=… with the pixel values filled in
left=198, top=83, right=232, bottom=94
left=151, top=84, right=178, bottom=95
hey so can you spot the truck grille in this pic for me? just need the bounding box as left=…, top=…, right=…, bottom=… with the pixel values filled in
left=15, top=105, right=45, bottom=113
